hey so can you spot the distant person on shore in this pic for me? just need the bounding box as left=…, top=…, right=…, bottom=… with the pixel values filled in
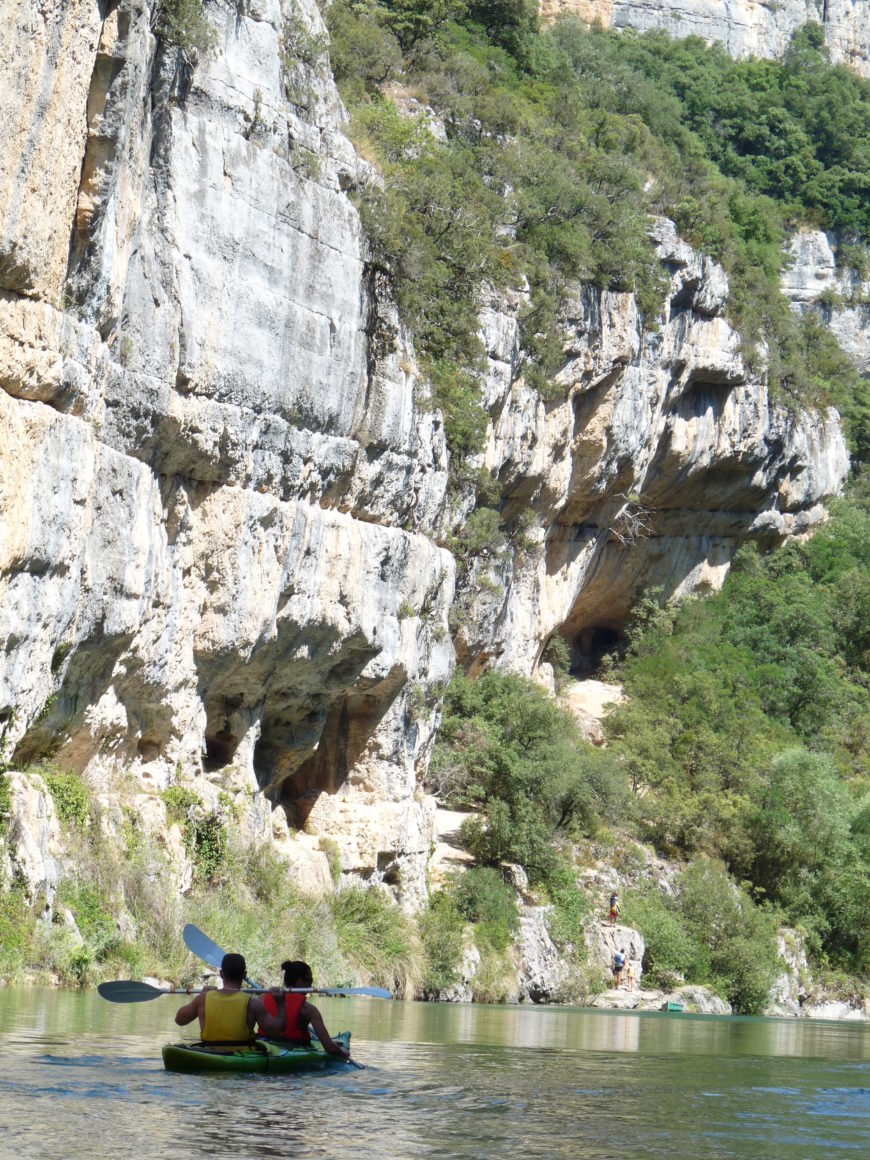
left=609, top=891, right=620, bottom=927
left=613, top=948, right=626, bottom=989
left=259, top=959, right=349, bottom=1059
left=173, top=952, right=271, bottom=1044
left=626, top=960, right=635, bottom=993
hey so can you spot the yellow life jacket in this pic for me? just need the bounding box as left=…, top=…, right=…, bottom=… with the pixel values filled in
left=202, top=990, right=251, bottom=1043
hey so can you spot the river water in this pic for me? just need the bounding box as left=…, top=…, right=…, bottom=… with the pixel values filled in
left=1, top=988, right=868, bottom=1158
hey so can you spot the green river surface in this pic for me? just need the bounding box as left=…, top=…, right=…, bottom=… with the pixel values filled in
left=1, top=987, right=869, bottom=1159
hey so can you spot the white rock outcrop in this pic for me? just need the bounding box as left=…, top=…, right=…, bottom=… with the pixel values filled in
left=541, top=1, right=870, bottom=78
left=0, top=0, right=453, bottom=907
left=781, top=228, right=870, bottom=375
left=458, top=218, right=849, bottom=675
left=1, top=771, right=63, bottom=909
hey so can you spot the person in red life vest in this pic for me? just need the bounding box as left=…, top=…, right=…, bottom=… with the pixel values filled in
left=173, top=952, right=272, bottom=1044
left=259, top=960, right=349, bottom=1059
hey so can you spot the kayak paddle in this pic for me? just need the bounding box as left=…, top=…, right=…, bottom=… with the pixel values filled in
left=98, top=980, right=263, bottom=1003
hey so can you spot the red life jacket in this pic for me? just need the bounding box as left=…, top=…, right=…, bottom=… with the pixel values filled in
left=260, top=991, right=311, bottom=1044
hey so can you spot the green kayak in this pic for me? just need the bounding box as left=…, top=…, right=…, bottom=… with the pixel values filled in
left=162, top=1032, right=351, bottom=1075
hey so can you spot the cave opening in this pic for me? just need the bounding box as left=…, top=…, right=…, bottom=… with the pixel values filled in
left=571, top=625, right=621, bottom=675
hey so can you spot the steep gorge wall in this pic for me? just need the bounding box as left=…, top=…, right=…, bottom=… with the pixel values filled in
left=0, top=0, right=453, bottom=905
left=541, top=1, right=870, bottom=77
left=0, top=0, right=850, bottom=907
left=457, top=220, right=848, bottom=676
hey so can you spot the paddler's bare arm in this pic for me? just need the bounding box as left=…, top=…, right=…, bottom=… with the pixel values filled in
left=248, top=994, right=284, bottom=1036
left=303, top=1000, right=349, bottom=1058
left=175, top=990, right=208, bottom=1026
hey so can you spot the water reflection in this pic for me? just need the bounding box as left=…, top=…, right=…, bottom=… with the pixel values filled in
left=1, top=989, right=869, bottom=1159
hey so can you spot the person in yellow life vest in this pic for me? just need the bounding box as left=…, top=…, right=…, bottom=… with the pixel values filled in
left=260, top=960, right=349, bottom=1059
left=174, top=952, right=272, bottom=1043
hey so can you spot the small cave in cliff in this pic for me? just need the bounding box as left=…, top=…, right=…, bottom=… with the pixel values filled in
left=265, top=668, right=406, bottom=829
left=203, top=700, right=244, bottom=773
left=571, top=626, right=621, bottom=675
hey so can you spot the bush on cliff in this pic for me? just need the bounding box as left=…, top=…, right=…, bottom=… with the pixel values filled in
left=430, top=670, right=631, bottom=879
left=623, top=861, right=779, bottom=1014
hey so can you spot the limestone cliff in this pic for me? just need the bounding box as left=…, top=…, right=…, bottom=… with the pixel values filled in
left=0, top=0, right=453, bottom=906
left=456, top=219, right=848, bottom=675
left=782, top=229, right=870, bottom=376
left=0, top=0, right=850, bottom=909
left=541, top=1, right=870, bottom=77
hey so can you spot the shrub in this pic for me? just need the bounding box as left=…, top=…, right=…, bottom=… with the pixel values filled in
left=162, top=785, right=200, bottom=825
left=542, top=859, right=590, bottom=953
left=0, top=889, right=36, bottom=981
left=419, top=888, right=465, bottom=993
left=452, top=867, right=519, bottom=950
left=622, top=889, right=705, bottom=988
left=43, top=771, right=90, bottom=830
left=329, top=886, right=421, bottom=993
left=156, top=0, right=217, bottom=56
left=432, top=670, right=631, bottom=881
left=319, top=837, right=343, bottom=885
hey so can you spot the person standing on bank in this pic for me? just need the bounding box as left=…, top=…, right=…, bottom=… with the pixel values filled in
left=612, top=947, right=626, bottom=989
left=260, top=959, right=349, bottom=1059
left=174, top=952, right=272, bottom=1043
left=609, top=891, right=620, bottom=927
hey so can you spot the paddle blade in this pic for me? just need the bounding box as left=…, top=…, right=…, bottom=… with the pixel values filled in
left=98, top=980, right=167, bottom=1003
left=182, top=923, right=225, bottom=971
left=183, top=923, right=262, bottom=989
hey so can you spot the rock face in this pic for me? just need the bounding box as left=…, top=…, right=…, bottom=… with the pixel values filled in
left=0, top=0, right=452, bottom=908
left=781, top=229, right=870, bottom=376
left=768, top=927, right=811, bottom=1016
left=1, top=772, right=63, bottom=909
left=587, top=920, right=644, bottom=988
left=0, top=2, right=851, bottom=910
left=541, top=1, right=870, bottom=78
left=457, top=218, right=848, bottom=675
left=515, top=906, right=569, bottom=1002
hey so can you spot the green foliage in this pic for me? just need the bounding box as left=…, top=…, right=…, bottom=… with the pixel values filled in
left=621, top=889, right=704, bottom=989
left=328, top=7, right=870, bottom=490
left=55, top=881, right=121, bottom=965
left=319, top=837, right=343, bottom=885
left=189, top=811, right=227, bottom=882
left=607, top=488, right=870, bottom=972
left=542, top=859, right=590, bottom=952
left=419, top=887, right=466, bottom=992
left=156, top=0, right=217, bottom=56
left=0, top=772, right=10, bottom=833
left=454, top=507, right=507, bottom=559
left=431, top=671, right=630, bottom=882
left=328, top=886, right=420, bottom=993
left=542, top=632, right=570, bottom=688
left=162, top=785, right=200, bottom=825
left=452, top=866, right=518, bottom=950
left=44, top=771, right=90, bottom=830
left=624, top=861, right=779, bottom=1013
left=0, top=889, right=36, bottom=981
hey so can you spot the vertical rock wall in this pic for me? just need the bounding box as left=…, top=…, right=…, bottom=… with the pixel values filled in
left=540, top=1, right=870, bottom=78
left=0, top=0, right=453, bottom=907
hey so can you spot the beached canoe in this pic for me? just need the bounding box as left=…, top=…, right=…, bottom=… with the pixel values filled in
left=162, top=1032, right=352, bottom=1074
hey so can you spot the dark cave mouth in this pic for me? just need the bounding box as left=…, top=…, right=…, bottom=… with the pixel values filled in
left=571, top=625, right=621, bottom=675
